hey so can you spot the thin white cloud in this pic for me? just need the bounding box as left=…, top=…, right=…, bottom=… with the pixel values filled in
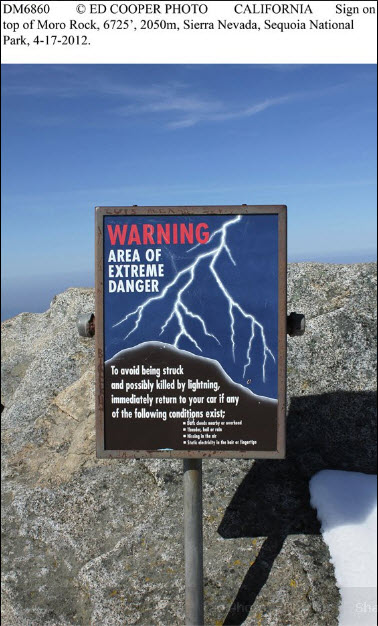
left=166, top=94, right=294, bottom=128
left=115, top=93, right=223, bottom=116
left=3, top=68, right=224, bottom=124
left=164, top=81, right=358, bottom=129
left=2, top=66, right=367, bottom=131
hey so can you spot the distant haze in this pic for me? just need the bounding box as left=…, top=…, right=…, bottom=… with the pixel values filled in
left=1, top=271, right=93, bottom=321
left=2, top=255, right=376, bottom=322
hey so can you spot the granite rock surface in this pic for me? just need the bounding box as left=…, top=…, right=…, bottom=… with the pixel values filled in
left=1, top=263, right=377, bottom=626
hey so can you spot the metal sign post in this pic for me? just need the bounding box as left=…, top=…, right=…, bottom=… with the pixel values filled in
left=183, top=459, right=204, bottom=626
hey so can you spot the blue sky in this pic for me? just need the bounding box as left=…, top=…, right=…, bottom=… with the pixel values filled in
left=1, top=64, right=377, bottom=319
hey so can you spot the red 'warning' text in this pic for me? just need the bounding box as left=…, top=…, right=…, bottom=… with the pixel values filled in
left=107, top=222, right=210, bottom=246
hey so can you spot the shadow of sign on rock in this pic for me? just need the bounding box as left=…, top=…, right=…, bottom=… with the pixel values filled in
left=218, top=390, right=377, bottom=625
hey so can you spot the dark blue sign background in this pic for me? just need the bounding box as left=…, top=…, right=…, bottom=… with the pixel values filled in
left=104, top=214, right=278, bottom=399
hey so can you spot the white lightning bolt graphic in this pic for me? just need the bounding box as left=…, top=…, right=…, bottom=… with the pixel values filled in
left=113, top=215, right=275, bottom=382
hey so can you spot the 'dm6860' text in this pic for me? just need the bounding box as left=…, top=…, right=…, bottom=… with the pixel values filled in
left=2, top=3, right=50, bottom=14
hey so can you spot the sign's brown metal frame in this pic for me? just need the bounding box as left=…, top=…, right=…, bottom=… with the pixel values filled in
left=95, top=205, right=287, bottom=459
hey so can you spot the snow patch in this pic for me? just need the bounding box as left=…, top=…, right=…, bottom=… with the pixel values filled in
left=310, top=470, right=377, bottom=625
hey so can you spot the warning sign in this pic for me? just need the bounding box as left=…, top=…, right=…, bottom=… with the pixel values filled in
left=95, top=206, right=287, bottom=458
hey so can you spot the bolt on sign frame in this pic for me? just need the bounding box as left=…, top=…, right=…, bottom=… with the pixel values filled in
left=95, top=206, right=287, bottom=460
